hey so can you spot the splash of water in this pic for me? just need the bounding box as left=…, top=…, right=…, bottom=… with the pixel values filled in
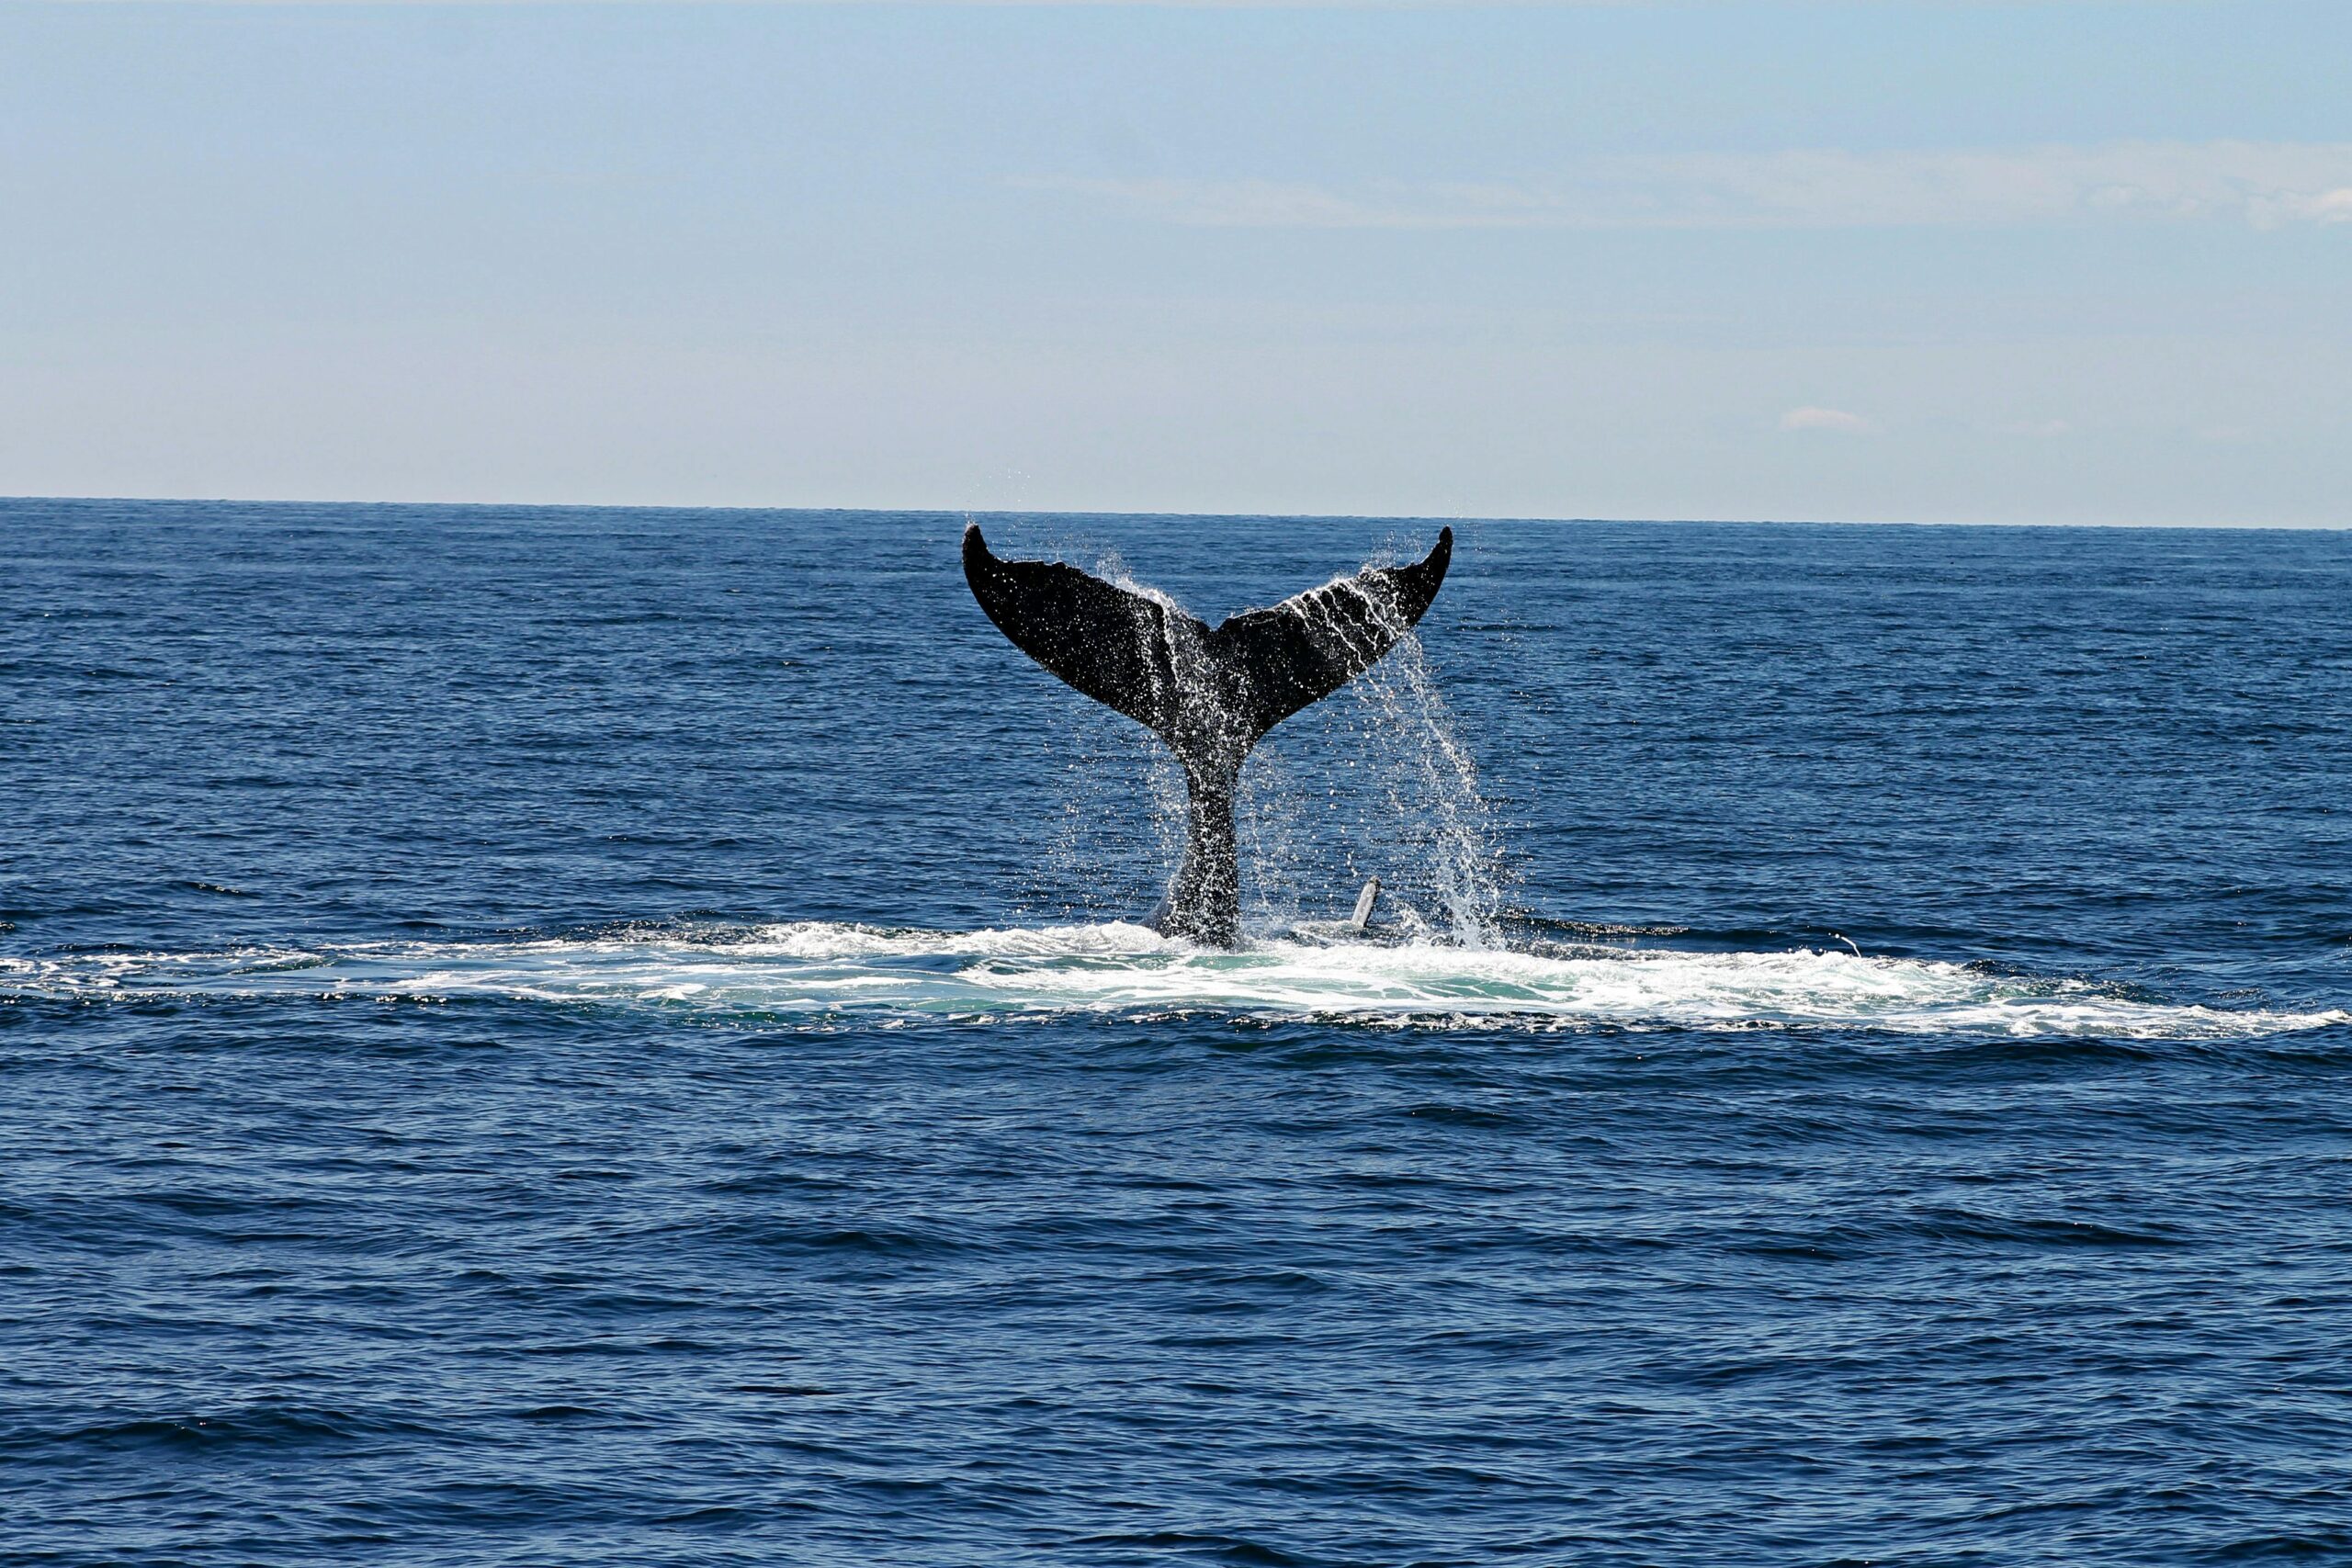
left=1246, top=540, right=1504, bottom=945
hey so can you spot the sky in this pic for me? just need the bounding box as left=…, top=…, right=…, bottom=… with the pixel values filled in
left=2, top=1, right=2346, bottom=525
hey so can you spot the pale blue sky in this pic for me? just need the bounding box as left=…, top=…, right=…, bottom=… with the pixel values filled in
left=3, top=2, right=2346, bottom=524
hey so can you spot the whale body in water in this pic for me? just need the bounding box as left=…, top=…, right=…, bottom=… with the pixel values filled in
left=962, top=524, right=1453, bottom=947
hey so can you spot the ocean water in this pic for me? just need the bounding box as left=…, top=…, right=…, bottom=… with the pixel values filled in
left=5, top=498, right=2350, bottom=1565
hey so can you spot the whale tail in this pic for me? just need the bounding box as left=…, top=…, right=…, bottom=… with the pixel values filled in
left=962, top=523, right=1453, bottom=945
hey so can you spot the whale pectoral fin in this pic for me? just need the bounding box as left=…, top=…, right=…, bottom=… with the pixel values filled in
left=963, top=525, right=1206, bottom=736
left=1208, top=525, right=1452, bottom=741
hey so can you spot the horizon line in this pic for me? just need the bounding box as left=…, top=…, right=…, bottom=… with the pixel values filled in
left=3, top=492, right=2344, bottom=532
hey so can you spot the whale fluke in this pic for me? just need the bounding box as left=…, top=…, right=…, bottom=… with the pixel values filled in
left=963, top=524, right=1452, bottom=946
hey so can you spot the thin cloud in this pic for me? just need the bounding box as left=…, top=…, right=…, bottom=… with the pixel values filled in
left=41, top=0, right=2248, bottom=6
left=1024, top=141, right=2352, bottom=231
left=1780, top=407, right=1875, bottom=434
left=38, top=0, right=1685, bottom=6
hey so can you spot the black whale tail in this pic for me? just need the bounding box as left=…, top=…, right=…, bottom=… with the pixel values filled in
left=962, top=523, right=1453, bottom=946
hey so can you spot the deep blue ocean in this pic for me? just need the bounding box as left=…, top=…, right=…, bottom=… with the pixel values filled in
left=5, top=498, right=2350, bottom=1566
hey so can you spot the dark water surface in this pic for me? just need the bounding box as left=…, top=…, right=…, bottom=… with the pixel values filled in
left=5, top=499, right=2350, bottom=1565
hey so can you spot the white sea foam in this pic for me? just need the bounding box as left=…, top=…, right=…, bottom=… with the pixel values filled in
left=6, top=923, right=2345, bottom=1040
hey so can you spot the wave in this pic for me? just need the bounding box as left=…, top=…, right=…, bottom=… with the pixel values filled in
left=5, top=923, right=2345, bottom=1039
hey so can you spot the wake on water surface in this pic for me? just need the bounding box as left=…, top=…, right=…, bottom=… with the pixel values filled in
left=10, top=922, right=2344, bottom=1039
